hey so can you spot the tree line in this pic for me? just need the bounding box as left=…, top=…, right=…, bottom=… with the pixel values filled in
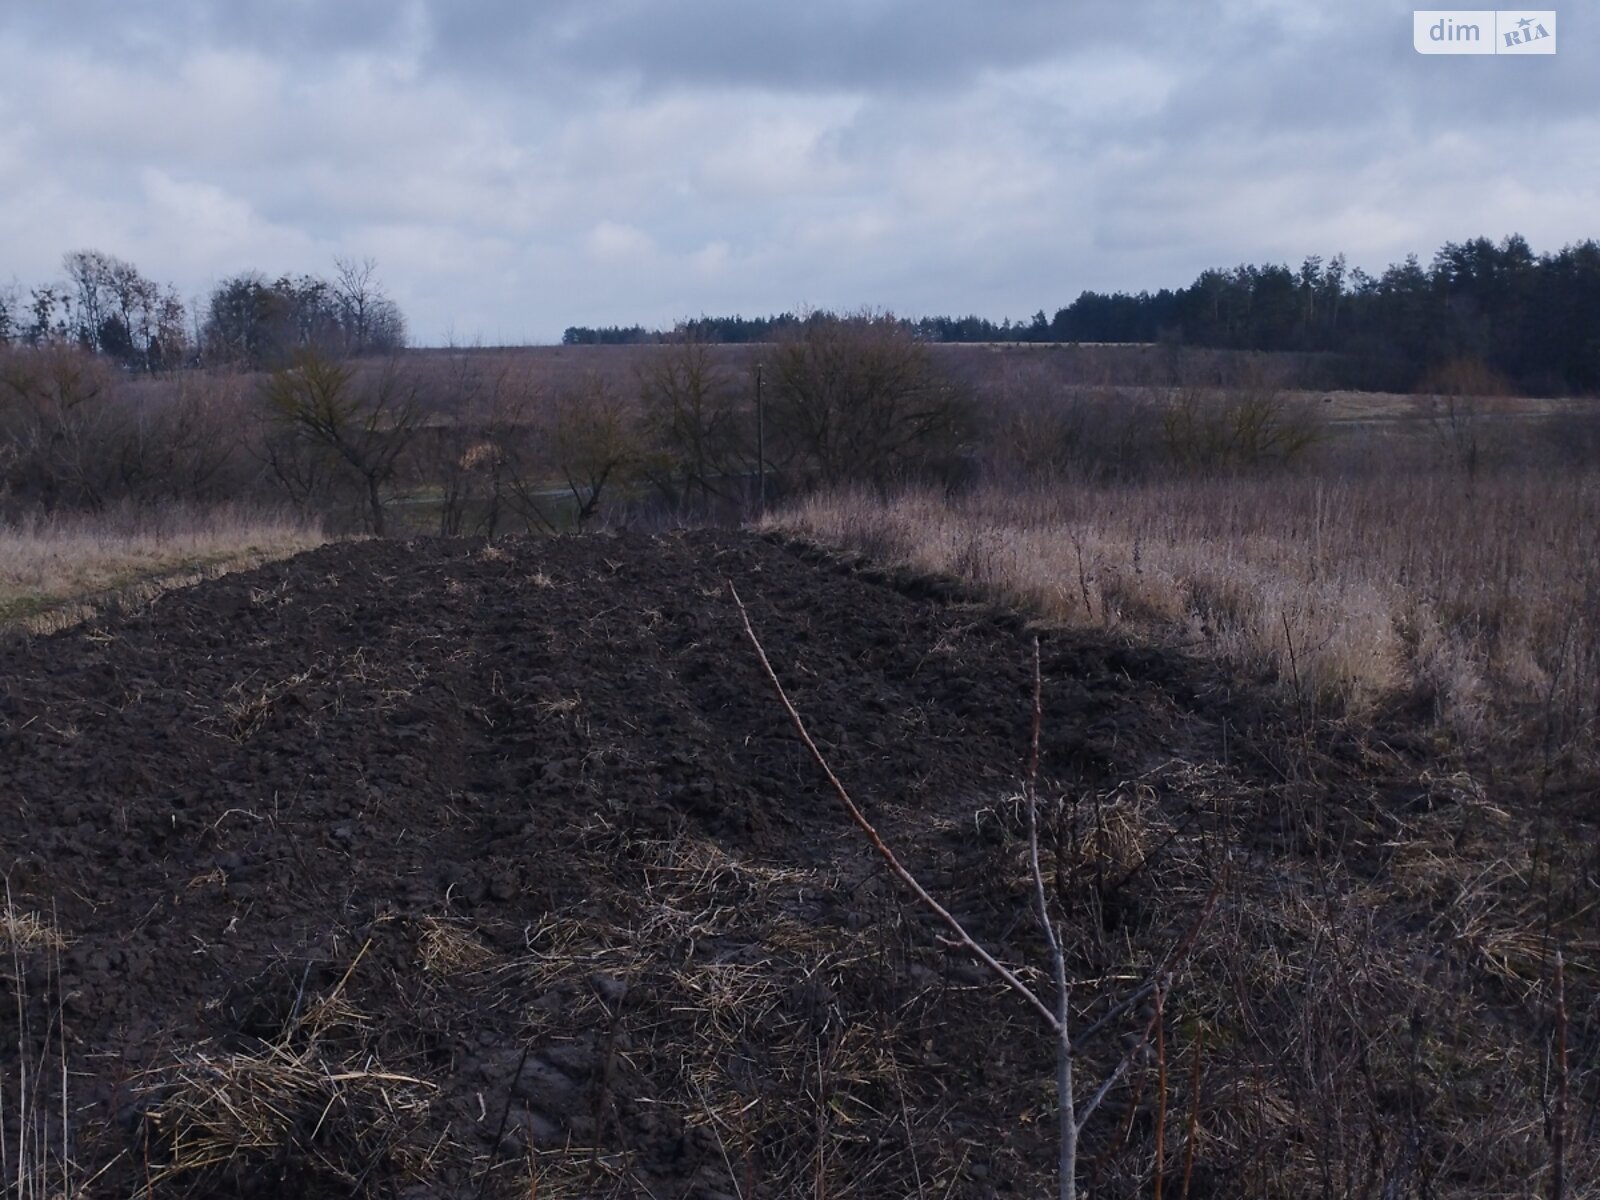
left=1054, top=235, right=1600, bottom=394
left=0, top=251, right=407, bottom=372
left=562, top=234, right=1600, bottom=395
left=0, top=313, right=979, bottom=534
left=563, top=313, right=810, bottom=345
left=562, top=311, right=1046, bottom=347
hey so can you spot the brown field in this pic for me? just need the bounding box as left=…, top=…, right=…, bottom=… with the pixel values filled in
left=3, top=530, right=1596, bottom=1198
left=386, top=343, right=1540, bottom=426
left=3, top=339, right=1597, bottom=1197
left=127, top=342, right=1556, bottom=426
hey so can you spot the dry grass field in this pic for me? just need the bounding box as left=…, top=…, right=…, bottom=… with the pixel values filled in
left=0, top=504, right=326, bottom=632
left=769, top=470, right=1600, bottom=767
left=764, top=458, right=1600, bottom=1196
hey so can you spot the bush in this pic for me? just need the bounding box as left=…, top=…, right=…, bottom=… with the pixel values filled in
left=767, top=313, right=972, bottom=490
left=1159, top=382, right=1322, bottom=475
left=0, top=343, right=251, bottom=516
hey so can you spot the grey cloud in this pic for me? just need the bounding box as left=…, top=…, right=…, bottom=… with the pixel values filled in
left=542, top=0, right=1083, bottom=92
left=1, top=0, right=1594, bottom=343
left=5, top=0, right=414, bottom=64
left=8, top=0, right=1189, bottom=95
left=420, top=0, right=1213, bottom=95
left=1115, top=5, right=1596, bottom=157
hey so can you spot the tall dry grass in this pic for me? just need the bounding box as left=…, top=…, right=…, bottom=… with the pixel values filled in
left=0, top=503, right=326, bottom=632
left=769, top=471, right=1600, bottom=760
left=771, top=467, right=1600, bottom=1193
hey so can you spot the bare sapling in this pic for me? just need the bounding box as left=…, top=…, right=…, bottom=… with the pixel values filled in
left=1180, top=1026, right=1205, bottom=1200
left=728, top=583, right=1218, bottom=1199
left=1548, top=948, right=1568, bottom=1200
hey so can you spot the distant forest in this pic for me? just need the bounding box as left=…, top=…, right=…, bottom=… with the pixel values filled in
left=0, top=251, right=406, bottom=373
left=8, top=235, right=1599, bottom=394
left=564, top=235, right=1600, bottom=395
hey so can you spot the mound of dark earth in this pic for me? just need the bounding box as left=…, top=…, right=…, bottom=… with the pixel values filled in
left=0, top=532, right=1308, bottom=1197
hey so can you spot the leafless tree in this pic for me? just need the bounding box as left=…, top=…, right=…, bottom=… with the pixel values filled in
left=62, top=250, right=112, bottom=351
left=1160, top=382, right=1322, bottom=474
left=767, top=313, right=972, bottom=489
left=547, top=373, right=640, bottom=523
left=1411, top=356, right=1515, bottom=477
left=0, top=343, right=249, bottom=514
left=417, top=354, right=549, bottom=537
left=332, top=256, right=406, bottom=355
left=636, top=327, right=746, bottom=513
left=0, top=341, right=119, bottom=510
left=261, top=352, right=420, bottom=535
left=473, top=367, right=548, bottom=538
left=332, top=257, right=379, bottom=350
left=62, top=250, right=188, bottom=370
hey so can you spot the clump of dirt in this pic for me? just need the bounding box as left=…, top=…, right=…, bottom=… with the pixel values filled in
left=0, top=530, right=1592, bottom=1198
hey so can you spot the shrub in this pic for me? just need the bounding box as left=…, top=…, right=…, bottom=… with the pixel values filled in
left=766, top=313, right=972, bottom=490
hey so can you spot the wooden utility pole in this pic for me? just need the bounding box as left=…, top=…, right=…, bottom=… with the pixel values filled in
left=755, top=362, right=766, bottom=513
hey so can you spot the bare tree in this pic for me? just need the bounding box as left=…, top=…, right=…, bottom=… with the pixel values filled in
left=332, top=256, right=378, bottom=351
left=547, top=373, right=639, bottom=523
left=105, top=258, right=188, bottom=371
left=1160, top=377, right=1322, bottom=475
left=332, top=256, right=406, bottom=355
left=416, top=351, right=488, bottom=537
left=636, top=328, right=746, bottom=513
left=416, top=353, right=549, bottom=538
left=473, top=366, right=547, bottom=538
left=0, top=343, right=248, bottom=514
left=261, top=352, right=420, bottom=535
left=62, top=250, right=112, bottom=352
left=1411, top=356, right=1514, bottom=477
left=0, top=341, right=119, bottom=510
left=767, top=313, right=972, bottom=489
left=61, top=250, right=189, bottom=371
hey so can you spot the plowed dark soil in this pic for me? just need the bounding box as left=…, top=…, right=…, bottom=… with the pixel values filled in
left=5, top=531, right=1576, bottom=1199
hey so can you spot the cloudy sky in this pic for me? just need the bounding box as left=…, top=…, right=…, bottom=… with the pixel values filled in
left=1, top=1, right=1593, bottom=344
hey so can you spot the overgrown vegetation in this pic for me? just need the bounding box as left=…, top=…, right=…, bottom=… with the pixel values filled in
left=765, top=313, right=972, bottom=489
left=764, top=460, right=1599, bottom=1198
left=0, top=504, right=324, bottom=632
left=771, top=470, right=1600, bottom=769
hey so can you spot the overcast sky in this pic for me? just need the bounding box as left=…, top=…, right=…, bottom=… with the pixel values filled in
left=1, top=2, right=1594, bottom=344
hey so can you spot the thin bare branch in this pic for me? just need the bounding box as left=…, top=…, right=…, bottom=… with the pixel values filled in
left=1023, top=637, right=1078, bottom=1199
left=727, top=581, right=1060, bottom=1033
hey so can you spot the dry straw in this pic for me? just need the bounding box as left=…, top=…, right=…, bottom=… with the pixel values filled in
left=768, top=472, right=1600, bottom=759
